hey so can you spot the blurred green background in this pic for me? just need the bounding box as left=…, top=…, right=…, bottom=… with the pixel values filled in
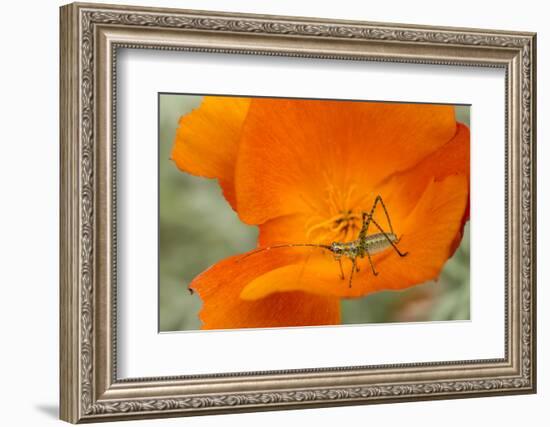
left=159, top=94, right=471, bottom=331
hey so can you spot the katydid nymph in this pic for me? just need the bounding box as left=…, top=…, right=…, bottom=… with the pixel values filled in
left=240, top=195, right=409, bottom=288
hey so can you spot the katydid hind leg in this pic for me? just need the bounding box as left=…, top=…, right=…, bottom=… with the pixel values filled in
left=366, top=249, right=379, bottom=276
left=359, top=195, right=395, bottom=241
left=369, top=216, right=408, bottom=257
left=374, top=195, right=395, bottom=235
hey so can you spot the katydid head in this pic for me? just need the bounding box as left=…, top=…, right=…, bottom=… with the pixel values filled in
left=329, top=241, right=359, bottom=258
left=330, top=242, right=348, bottom=255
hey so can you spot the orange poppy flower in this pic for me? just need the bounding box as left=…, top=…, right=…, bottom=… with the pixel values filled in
left=172, top=97, right=470, bottom=330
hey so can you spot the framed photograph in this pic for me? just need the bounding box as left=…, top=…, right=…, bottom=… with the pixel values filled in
left=60, top=2, right=537, bottom=423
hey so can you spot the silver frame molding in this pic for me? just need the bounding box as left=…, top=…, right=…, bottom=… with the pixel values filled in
left=60, top=2, right=537, bottom=423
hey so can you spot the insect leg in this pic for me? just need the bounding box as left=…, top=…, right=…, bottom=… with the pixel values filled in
left=365, top=249, right=378, bottom=276
left=369, top=216, right=408, bottom=257
left=337, top=258, right=345, bottom=280
left=348, top=258, right=357, bottom=288
left=374, top=195, right=395, bottom=235
left=359, top=203, right=375, bottom=240
left=359, top=195, right=395, bottom=240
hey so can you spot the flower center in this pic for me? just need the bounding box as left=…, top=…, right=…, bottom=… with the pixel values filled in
left=305, top=210, right=362, bottom=243
left=305, top=183, right=364, bottom=243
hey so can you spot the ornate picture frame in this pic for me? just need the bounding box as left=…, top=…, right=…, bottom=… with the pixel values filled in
left=60, top=2, right=536, bottom=423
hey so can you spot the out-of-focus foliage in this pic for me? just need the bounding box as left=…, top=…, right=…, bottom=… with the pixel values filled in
left=159, top=95, right=470, bottom=331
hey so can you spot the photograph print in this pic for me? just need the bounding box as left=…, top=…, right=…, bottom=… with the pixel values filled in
left=159, top=94, right=470, bottom=332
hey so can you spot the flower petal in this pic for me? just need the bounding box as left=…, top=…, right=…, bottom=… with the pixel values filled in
left=171, top=96, right=250, bottom=208
left=256, top=123, right=469, bottom=250
left=190, top=251, right=340, bottom=329
left=376, top=122, right=470, bottom=253
left=257, top=213, right=312, bottom=246
left=236, top=99, right=457, bottom=224
left=240, top=174, right=468, bottom=299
